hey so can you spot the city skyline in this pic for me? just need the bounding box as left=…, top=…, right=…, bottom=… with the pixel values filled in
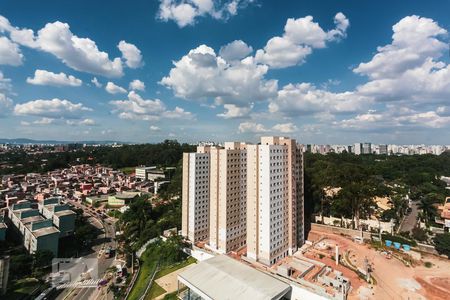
left=1, top=0, right=450, bottom=145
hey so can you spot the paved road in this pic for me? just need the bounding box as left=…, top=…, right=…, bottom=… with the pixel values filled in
left=54, top=200, right=117, bottom=300
left=399, top=201, right=419, bottom=233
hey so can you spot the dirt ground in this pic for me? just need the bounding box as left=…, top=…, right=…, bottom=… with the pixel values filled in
left=306, top=229, right=450, bottom=300
left=154, top=264, right=195, bottom=300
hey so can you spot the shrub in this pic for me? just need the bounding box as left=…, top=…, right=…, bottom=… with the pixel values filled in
left=424, top=261, right=433, bottom=268
left=412, top=227, right=428, bottom=242
left=382, top=233, right=417, bottom=246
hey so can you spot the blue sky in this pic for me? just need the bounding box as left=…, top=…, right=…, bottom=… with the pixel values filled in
left=1, top=0, right=450, bottom=144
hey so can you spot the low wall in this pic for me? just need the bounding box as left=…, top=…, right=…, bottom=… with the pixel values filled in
left=310, top=223, right=373, bottom=240
left=315, top=215, right=394, bottom=233
left=414, top=243, right=439, bottom=255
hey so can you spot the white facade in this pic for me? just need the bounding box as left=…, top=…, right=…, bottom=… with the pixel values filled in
left=187, top=153, right=210, bottom=242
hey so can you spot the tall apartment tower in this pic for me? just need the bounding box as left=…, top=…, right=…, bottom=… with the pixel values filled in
left=246, top=137, right=304, bottom=266
left=182, top=146, right=216, bottom=243
left=209, top=142, right=247, bottom=253
left=354, top=143, right=362, bottom=155
left=362, top=142, right=372, bottom=154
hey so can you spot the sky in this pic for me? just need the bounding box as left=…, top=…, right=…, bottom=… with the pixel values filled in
left=0, top=0, right=450, bottom=145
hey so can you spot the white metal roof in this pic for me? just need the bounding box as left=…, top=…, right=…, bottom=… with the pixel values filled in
left=178, top=255, right=291, bottom=300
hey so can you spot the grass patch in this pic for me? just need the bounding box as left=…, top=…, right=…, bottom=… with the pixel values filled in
left=5, top=278, right=41, bottom=300
left=162, top=291, right=179, bottom=300
left=127, top=259, right=158, bottom=300
left=145, top=282, right=166, bottom=300
left=107, top=210, right=122, bottom=218
left=155, top=257, right=196, bottom=279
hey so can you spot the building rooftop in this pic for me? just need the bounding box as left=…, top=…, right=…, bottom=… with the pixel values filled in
left=54, top=210, right=76, bottom=217
left=178, top=255, right=291, bottom=300
left=26, top=224, right=60, bottom=238
left=20, top=215, right=45, bottom=225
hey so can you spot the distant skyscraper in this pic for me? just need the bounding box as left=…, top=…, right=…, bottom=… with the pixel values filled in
left=362, top=142, right=372, bottom=154
left=354, top=143, right=362, bottom=155
left=379, top=144, right=388, bottom=155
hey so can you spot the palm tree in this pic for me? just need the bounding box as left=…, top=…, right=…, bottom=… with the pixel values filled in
left=417, top=196, right=437, bottom=227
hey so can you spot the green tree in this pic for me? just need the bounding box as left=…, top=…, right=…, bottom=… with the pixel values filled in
left=434, top=233, right=450, bottom=258
left=10, top=254, right=33, bottom=279
left=418, top=196, right=438, bottom=226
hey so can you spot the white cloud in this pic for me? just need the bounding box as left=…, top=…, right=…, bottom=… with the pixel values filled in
left=26, top=69, right=82, bottom=87
left=269, top=83, right=370, bottom=117
left=157, top=0, right=253, bottom=27
left=33, top=117, right=54, bottom=125
left=150, top=125, right=161, bottom=131
left=161, top=44, right=277, bottom=106
left=255, top=13, right=349, bottom=68
left=217, top=104, right=252, bottom=119
left=238, top=122, right=268, bottom=133
left=79, top=118, right=96, bottom=126
left=20, top=121, right=30, bottom=126
left=0, top=71, right=13, bottom=116
left=129, top=79, right=146, bottom=91
left=272, top=122, right=298, bottom=133
left=91, top=77, right=102, bottom=88
left=0, top=36, right=23, bottom=66
left=35, top=21, right=123, bottom=77
left=0, top=71, right=12, bottom=93
left=334, top=107, right=450, bottom=131
left=354, top=15, right=447, bottom=80
left=0, top=15, right=127, bottom=77
left=0, top=93, right=13, bottom=116
left=105, top=82, right=127, bottom=94
left=110, top=91, right=194, bottom=121
left=118, top=41, right=144, bottom=68
left=14, top=98, right=92, bottom=118
left=219, top=40, right=253, bottom=61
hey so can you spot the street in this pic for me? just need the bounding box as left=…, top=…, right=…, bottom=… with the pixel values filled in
left=54, top=200, right=118, bottom=300
left=399, top=200, right=419, bottom=233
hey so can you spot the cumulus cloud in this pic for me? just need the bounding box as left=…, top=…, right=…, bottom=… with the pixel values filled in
left=0, top=71, right=13, bottom=116
left=157, top=0, right=254, bottom=27
left=91, top=77, right=102, bottom=88
left=238, top=121, right=268, bottom=133
left=0, top=36, right=23, bottom=66
left=129, top=79, right=146, bottom=91
left=161, top=44, right=277, bottom=106
left=26, top=69, right=82, bottom=87
left=269, top=83, right=370, bottom=117
left=255, top=13, right=349, bottom=68
left=14, top=98, right=92, bottom=119
left=0, top=15, right=145, bottom=77
left=118, top=41, right=144, bottom=68
left=150, top=125, right=161, bottom=131
left=238, top=121, right=298, bottom=134
left=33, top=117, right=54, bottom=125
left=34, top=21, right=123, bottom=77
left=110, top=91, right=194, bottom=121
left=335, top=107, right=450, bottom=131
left=219, top=40, right=253, bottom=61
left=354, top=15, right=447, bottom=80
left=105, top=82, right=127, bottom=94
left=272, top=122, right=298, bottom=133
left=217, top=103, right=253, bottom=119
left=66, top=118, right=97, bottom=126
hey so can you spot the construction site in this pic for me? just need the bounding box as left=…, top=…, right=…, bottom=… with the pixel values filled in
left=303, top=227, right=450, bottom=300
